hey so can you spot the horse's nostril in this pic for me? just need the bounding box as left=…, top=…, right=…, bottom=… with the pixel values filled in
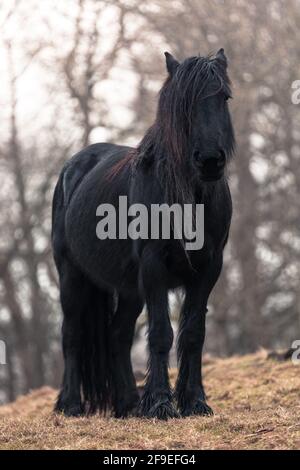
left=201, top=158, right=218, bottom=173
left=196, top=152, right=226, bottom=172
left=217, top=152, right=226, bottom=167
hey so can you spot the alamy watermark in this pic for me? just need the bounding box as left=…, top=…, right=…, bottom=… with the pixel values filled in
left=96, top=196, right=204, bottom=250
left=291, top=80, right=300, bottom=104
left=0, top=340, right=6, bottom=365
left=291, top=340, right=300, bottom=365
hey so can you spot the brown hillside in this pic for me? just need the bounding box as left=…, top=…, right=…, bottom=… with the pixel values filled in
left=0, top=352, right=300, bottom=450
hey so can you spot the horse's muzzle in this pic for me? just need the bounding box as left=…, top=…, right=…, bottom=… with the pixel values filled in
left=197, top=152, right=226, bottom=182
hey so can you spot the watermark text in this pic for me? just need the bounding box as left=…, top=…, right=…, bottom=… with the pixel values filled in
left=96, top=196, right=204, bottom=250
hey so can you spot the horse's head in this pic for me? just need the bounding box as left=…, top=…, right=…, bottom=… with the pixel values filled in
left=163, top=49, right=235, bottom=182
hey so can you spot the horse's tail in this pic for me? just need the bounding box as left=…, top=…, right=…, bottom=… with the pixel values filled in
left=81, top=289, right=113, bottom=415
left=52, top=160, right=113, bottom=415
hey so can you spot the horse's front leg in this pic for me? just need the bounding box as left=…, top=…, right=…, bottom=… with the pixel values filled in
left=139, top=248, right=179, bottom=420
left=176, top=255, right=223, bottom=417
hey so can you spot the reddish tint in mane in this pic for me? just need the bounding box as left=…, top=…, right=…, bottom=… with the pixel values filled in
left=106, top=149, right=137, bottom=181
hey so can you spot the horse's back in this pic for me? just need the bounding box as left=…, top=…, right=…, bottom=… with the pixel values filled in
left=52, top=143, right=131, bottom=264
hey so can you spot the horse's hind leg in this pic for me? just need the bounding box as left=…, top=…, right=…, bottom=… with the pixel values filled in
left=55, top=259, right=91, bottom=417
left=110, top=294, right=142, bottom=418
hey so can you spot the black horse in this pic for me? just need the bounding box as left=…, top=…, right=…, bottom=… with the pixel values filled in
left=52, top=49, right=235, bottom=419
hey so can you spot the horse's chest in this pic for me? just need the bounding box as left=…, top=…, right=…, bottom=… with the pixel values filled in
left=165, top=238, right=215, bottom=286
left=165, top=207, right=230, bottom=286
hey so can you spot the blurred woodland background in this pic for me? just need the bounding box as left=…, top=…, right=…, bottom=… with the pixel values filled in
left=0, top=0, right=300, bottom=404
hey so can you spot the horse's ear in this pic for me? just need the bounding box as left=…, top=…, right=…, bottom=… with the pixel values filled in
left=215, top=48, right=228, bottom=69
left=164, top=51, right=180, bottom=77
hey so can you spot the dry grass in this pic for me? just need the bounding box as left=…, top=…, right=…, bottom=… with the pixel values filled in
left=1, top=352, right=300, bottom=450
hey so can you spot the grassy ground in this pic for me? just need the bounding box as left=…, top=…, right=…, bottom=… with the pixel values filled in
left=1, top=352, right=300, bottom=450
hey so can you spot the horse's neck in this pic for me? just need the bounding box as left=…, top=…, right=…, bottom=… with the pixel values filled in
left=194, top=180, right=221, bottom=206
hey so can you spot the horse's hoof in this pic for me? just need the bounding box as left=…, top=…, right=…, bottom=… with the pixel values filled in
left=114, top=394, right=140, bottom=418
left=138, top=396, right=180, bottom=420
left=55, top=400, right=84, bottom=417
left=115, top=406, right=138, bottom=419
left=64, top=404, right=84, bottom=417
left=181, top=399, right=213, bottom=417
